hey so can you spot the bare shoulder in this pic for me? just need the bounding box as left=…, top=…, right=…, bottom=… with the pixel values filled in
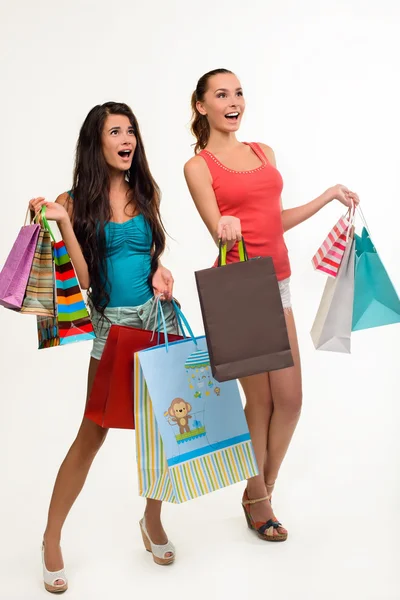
left=183, top=154, right=210, bottom=180
left=55, top=191, right=73, bottom=218
left=257, top=143, right=276, bottom=166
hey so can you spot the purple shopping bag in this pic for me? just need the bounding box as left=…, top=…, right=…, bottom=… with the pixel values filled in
left=0, top=211, right=40, bottom=310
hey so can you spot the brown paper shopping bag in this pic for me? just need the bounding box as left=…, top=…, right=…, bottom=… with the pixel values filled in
left=195, top=240, right=293, bottom=382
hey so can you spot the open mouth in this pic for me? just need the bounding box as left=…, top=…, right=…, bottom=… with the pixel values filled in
left=225, top=112, right=239, bottom=121
left=118, top=150, right=132, bottom=159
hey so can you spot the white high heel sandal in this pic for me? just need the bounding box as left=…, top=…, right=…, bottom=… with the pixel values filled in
left=41, top=542, right=68, bottom=594
left=139, top=517, right=175, bottom=565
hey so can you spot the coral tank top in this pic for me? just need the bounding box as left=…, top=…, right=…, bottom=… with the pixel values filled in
left=199, top=142, right=291, bottom=280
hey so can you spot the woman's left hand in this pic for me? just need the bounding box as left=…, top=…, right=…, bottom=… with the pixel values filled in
left=325, top=184, right=360, bottom=209
left=152, top=265, right=174, bottom=301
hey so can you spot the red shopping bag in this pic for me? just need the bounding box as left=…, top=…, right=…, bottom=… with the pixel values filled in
left=85, top=325, right=183, bottom=429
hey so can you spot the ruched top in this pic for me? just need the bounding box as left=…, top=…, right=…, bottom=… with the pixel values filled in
left=104, top=215, right=153, bottom=307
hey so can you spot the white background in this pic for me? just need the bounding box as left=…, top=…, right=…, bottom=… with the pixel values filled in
left=1, top=1, right=400, bottom=598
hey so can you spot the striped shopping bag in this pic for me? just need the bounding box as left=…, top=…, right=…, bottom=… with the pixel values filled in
left=312, top=206, right=355, bottom=277
left=36, top=210, right=95, bottom=348
left=20, top=228, right=55, bottom=316
left=134, top=331, right=258, bottom=503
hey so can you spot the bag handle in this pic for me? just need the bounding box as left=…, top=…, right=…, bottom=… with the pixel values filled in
left=38, top=205, right=56, bottom=242
left=25, top=207, right=38, bottom=226
left=345, top=200, right=356, bottom=243
left=31, top=204, right=75, bottom=242
left=344, top=202, right=372, bottom=244
left=357, top=205, right=373, bottom=239
left=25, top=203, right=47, bottom=226
left=171, top=300, right=197, bottom=345
left=161, top=301, right=197, bottom=351
left=218, top=238, right=248, bottom=267
left=157, top=298, right=169, bottom=350
left=145, top=295, right=160, bottom=331
left=144, top=295, right=197, bottom=352
left=144, top=295, right=165, bottom=347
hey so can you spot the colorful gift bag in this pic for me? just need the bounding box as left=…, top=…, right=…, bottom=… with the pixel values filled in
left=311, top=232, right=355, bottom=353
left=135, top=323, right=258, bottom=503
left=20, top=228, right=55, bottom=316
left=352, top=218, right=400, bottom=331
left=312, top=206, right=354, bottom=277
left=0, top=211, right=40, bottom=310
left=36, top=211, right=95, bottom=348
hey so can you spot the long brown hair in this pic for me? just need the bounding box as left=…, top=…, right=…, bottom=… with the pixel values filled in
left=71, top=102, right=165, bottom=315
left=190, top=68, right=233, bottom=154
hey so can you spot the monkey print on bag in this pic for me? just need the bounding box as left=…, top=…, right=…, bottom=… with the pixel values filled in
left=163, top=349, right=222, bottom=444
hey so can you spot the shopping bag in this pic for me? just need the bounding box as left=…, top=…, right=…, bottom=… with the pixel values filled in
left=135, top=322, right=258, bottom=503
left=310, top=233, right=355, bottom=353
left=0, top=210, right=40, bottom=310
left=312, top=206, right=354, bottom=277
left=36, top=210, right=95, bottom=348
left=352, top=214, right=400, bottom=331
left=195, top=240, right=293, bottom=382
left=20, top=228, right=55, bottom=316
left=85, top=320, right=183, bottom=429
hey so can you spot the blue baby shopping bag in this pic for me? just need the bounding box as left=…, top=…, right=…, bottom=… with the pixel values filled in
left=134, top=302, right=258, bottom=503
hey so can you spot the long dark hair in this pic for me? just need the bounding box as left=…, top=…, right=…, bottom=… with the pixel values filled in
left=190, top=68, right=233, bottom=154
left=70, top=102, right=165, bottom=315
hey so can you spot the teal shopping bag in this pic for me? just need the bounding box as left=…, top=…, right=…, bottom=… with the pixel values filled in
left=352, top=227, right=400, bottom=331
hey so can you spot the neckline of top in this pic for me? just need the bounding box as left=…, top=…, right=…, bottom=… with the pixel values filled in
left=202, top=142, right=268, bottom=174
left=107, top=214, right=143, bottom=225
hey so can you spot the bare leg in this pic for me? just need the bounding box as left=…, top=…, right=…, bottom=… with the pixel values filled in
left=43, top=358, right=173, bottom=574
left=264, top=311, right=302, bottom=494
left=43, top=358, right=107, bottom=576
left=143, top=500, right=173, bottom=557
left=240, top=373, right=283, bottom=531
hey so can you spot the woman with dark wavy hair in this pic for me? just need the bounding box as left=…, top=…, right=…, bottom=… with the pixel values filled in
left=30, top=102, right=177, bottom=593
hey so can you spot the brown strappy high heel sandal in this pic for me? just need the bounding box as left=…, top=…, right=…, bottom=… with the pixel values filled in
left=242, top=490, right=288, bottom=542
left=266, top=482, right=288, bottom=537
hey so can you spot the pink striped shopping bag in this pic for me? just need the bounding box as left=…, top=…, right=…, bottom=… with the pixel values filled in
left=312, top=206, right=355, bottom=277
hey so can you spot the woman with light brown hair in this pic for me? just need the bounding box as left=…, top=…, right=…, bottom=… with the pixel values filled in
left=184, top=68, right=359, bottom=541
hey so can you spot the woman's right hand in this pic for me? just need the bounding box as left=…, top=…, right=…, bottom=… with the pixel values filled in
left=29, top=197, right=69, bottom=225
left=217, top=215, right=242, bottom=246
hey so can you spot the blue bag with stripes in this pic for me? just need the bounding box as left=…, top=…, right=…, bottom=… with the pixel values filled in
left=134, top=301, right=258, bottom=503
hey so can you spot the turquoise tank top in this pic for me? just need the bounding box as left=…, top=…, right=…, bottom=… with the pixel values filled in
left=67, top=191, right=153, bottom=307
left=104, top=215, right=153, bottom=307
